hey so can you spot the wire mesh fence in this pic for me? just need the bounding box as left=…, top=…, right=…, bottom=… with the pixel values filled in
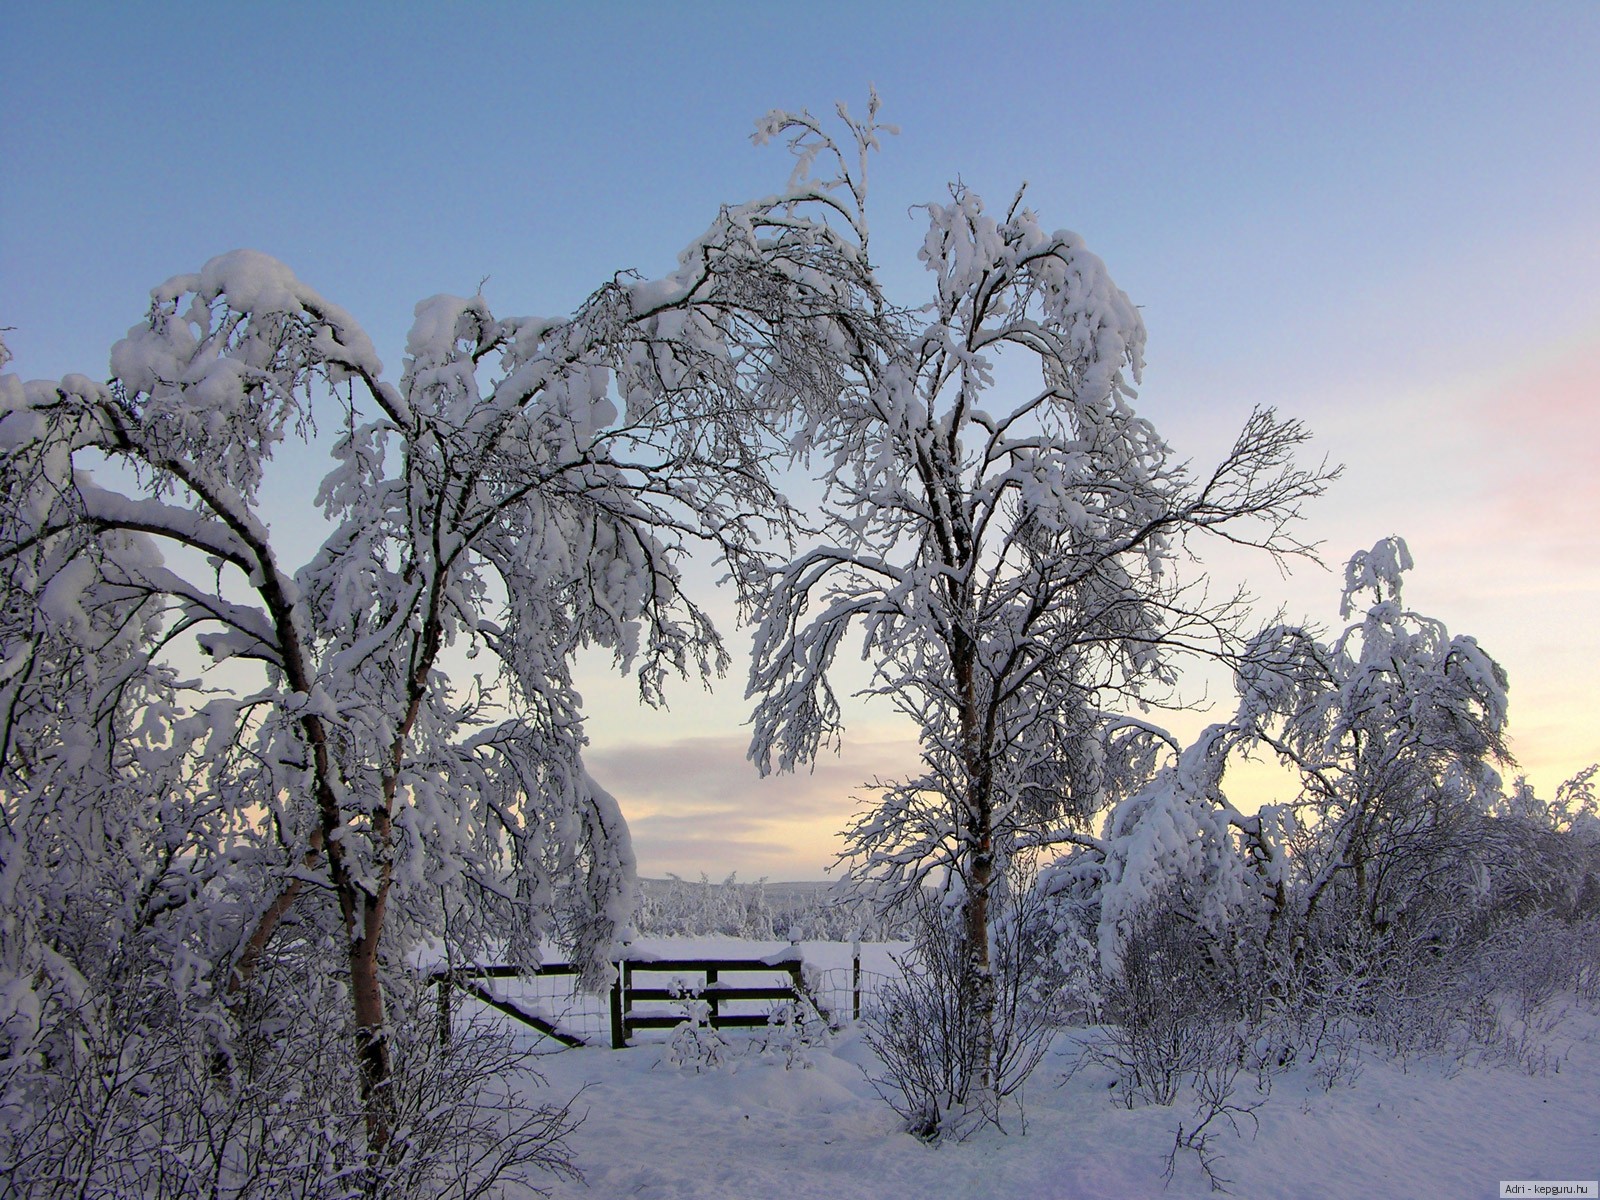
left=449, top=969, right=613, bottom=1048
left=803, top=966, right=895, bottom=1025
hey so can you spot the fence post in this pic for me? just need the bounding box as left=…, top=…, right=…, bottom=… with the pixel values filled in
left=851, top=931, right=861, bottom=1022
left=436, top=974, right=453, bottom=1047
left=609, top=959, right=627, bottom=1049
left=706, top=966, right=719, bottom=1027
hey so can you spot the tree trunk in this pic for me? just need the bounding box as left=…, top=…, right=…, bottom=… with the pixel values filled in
left=348, top=887, right=393, bottom=1157
left=960, top=824, right=995, bottom=1096
left=954, top=631, right=997, bottom=1109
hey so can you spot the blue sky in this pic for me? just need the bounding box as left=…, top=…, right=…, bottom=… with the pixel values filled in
left=5, top=2, right=1598, bottom=878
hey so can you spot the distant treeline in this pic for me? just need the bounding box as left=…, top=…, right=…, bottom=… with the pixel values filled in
left=632, top=873, right=915, bottom=942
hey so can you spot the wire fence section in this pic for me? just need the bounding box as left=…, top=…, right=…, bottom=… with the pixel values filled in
left=803, top=965, right=896, bottom=1024
left=443, top=965, right=611, bottom=1048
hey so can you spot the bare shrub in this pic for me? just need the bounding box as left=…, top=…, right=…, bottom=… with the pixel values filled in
left=1572, top=918, right=1600, bottom=1006
left=1163, top=1055, right=1264, bottom=1194
left=1306, top=1023, right=1365, bottom=1091
left=359, top=980, right=584, bottom=1199
left=1478, top=912, right=1592, bottom=1019
left=1259, top=894, right=1600, bottom=1079
left=0, top=959, right=580, bottom=1199
left=861, top=886, right=1060, bottom=1140
left=1091, top=904, right=1245, bottom=1108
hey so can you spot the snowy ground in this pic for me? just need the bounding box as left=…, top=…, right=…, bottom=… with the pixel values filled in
left=462, top=939, right=1600, bottom=1199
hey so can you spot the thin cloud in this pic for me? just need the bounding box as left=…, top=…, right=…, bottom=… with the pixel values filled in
left=1482, top=338, right=1600, bottom=549
left=588, top=734, right=920, bottom=880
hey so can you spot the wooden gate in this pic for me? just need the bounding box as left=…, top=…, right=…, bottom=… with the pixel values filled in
left=430, top=949, right=810, bottom=1049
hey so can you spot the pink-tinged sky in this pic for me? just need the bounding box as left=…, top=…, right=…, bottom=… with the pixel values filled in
left=5, top=2, right=1597, bottom=879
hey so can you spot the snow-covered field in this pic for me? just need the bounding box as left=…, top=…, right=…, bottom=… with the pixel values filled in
left=457, top=938, right=1600, bottom=1199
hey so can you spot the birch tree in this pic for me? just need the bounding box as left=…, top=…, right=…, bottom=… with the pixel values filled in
left=0, top=193, right=850, bottom=1160
left=742, top=99, right=1334, bottom=1126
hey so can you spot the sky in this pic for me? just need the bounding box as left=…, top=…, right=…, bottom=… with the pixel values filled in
left=5, top=2, right=1597, bottom=880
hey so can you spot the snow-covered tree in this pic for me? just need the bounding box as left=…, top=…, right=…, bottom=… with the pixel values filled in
left=1048, top=539, right=1515, bottom=977
left=741, top=97, right=1334, bottom=1122
left=1229, top=537, right=1511, bottom=939
left=0, top=198, right=851, bottom=1156
left=1039, top=721, right=1285, bottom=973
left=1495, top=765, right=1600, bottom=840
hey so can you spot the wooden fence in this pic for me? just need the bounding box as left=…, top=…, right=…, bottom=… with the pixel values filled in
left=430, top=948, right=834, bottom=1049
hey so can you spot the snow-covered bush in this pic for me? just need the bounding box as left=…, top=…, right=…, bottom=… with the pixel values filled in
left=756, top=998, right=831, bottom=1069
left=1043, top=544, right=1600, bottom=1098
left=664, top=980, right=730, bottom=1074
left=1045, top=724, right=1281, bottom=979
left=1259, top=805, right=1600, bottom=1070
